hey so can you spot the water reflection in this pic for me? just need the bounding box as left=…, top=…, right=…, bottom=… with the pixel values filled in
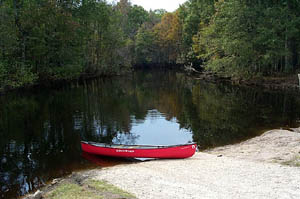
left=81, top=152, right=136, bottom=167
left=111, top=109, right=193, bottom=145
left=0, top=70, right=300, bottom=198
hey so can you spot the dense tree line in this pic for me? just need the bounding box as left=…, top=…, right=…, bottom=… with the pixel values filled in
left=138, top=0, right=300, bottom=76
left=1, top=0, right=300, bottom=90
left=0, top=0, right=158, bottom=90
left=133, top=0, right=300, bottom=77
left=188, top=0, right=300, bottom=76
left=137, top=0, right=300, bottom=76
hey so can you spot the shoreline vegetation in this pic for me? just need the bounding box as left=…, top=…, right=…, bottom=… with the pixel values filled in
left=1, top=68, right=299, bottom=96
left=24, top=127, right=300, bottom=199
left=193, top=70, right=300, bottom=92
left=1, top=0, right=300, bottom=94
left=24, top=174, right=137, bottom=199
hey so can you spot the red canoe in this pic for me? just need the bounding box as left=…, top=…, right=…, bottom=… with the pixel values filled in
left=81, top=141, right=197, bottom=159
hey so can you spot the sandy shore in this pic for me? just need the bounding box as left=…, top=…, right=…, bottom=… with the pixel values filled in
left=90, top=129, right=300, bottom=199
left=206, top=129, right=300, bottom=165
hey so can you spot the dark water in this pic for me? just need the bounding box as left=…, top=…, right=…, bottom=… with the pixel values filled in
left=1, top=70, right=300, bottom=198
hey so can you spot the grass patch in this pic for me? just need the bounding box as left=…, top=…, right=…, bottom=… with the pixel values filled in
left=87, top=180, right=136, bottom=198
left=43, top=179, right=136, bottom=199
left=45, top=183, right=102, bottom=199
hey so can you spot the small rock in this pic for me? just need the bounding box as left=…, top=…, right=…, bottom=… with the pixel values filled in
left=51, top=178, right=60, bottom=185
left=217, top=155, right=223, bottom=157
left=33, top=190, right=43, bottom=199
left=24, top=190, right=43, bottom=199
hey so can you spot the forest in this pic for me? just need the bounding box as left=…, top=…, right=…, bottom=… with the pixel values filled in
left=0, top=0, right=300, bottom=90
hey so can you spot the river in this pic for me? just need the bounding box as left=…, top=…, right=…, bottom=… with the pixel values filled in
left=1, top=70, right=300, bottom=198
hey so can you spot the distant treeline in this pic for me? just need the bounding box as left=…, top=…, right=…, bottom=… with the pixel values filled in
left=0, top=0, right=300, bottom=89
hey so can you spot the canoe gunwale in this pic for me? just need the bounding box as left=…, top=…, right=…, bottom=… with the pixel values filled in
left=81, top=141, right=197, bottom=150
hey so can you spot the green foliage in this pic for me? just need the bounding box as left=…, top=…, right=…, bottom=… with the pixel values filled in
left=45, top=183, right=102, bottom=199
left=1, top=0, right=300, bottom=87
left=0, top=0, right=140, bottom=90
left=128, top=5, right=149, bottom=37
left=179, top=0, right=215, bottom=49
left=87, top=180, right=136, bottom=198
left=0, top=61, right=38, bottom=89
left=11, top=64, right=38, bottom=87
left=0, top=61, right=7, bottom=87
left=189, top=0, right=300, bottom=76
left=135, top=25, right=157, bottom=65
left=51, top=65, right=83, bottom=80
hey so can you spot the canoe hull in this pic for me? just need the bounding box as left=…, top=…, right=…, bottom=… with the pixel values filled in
left=81, top=142, right=197, bottom=159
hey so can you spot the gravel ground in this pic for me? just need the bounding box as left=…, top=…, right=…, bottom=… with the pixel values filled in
left=93, top=153, right=300, bottom=199
left=92, top=129, right=300, bottom=199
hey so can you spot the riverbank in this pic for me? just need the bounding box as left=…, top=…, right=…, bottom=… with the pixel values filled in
left=0, top=71, right=126, bottom=96
left=2, top=68, right=300, bottom=96
left=24, top=128, right=300, bottom=199
left=195, top=71, right=300, bottom=92
left=206, top=128, right=300, bottom=166
left=24, top=173, right=136, bottom=199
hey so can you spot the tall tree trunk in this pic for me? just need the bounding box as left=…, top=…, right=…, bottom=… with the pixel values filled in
left=291, top=37, right=298, bottom=69
left=284, top=2, right=293, bottom=72
left=285, top=27, right=290, bottom=72
left=13, top=0, right=26, bottom=63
